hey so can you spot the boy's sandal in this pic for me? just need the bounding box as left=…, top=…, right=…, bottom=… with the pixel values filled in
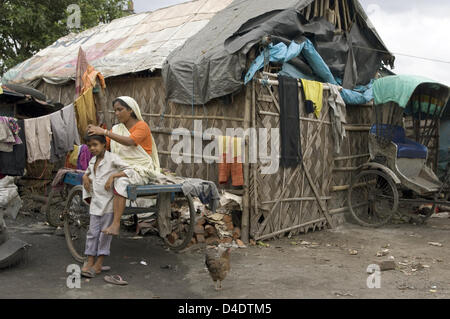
left=81, top=268, right=96, bottom=278
left=104, top=275, right=128, bottom=286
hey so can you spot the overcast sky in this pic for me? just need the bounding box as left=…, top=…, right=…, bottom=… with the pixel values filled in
left=133, top=0, right=450, bottom=85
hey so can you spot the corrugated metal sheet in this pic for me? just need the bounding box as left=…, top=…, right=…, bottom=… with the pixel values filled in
left=3, top=0, right=233, bottom=85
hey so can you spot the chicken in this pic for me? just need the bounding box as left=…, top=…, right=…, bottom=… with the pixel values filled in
left=205, top=247, right=231, bottom=291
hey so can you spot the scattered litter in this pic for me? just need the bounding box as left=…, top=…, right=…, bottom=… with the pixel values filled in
left=160, top=265, right=173, bottom=270
left=257, top=241, right=270, bottom=248
left=300, top=241, right=311, bottom=245
left=129, top=262, right=138, bottom=265
left=85, top=279, right=90, bottom=283
left=140, top=261, right=148, bottom=266
left=334, top=291, right=353, bottom=297
left=382, top=244, right=391, bottom=249
left=376, top=249, right=390, bottom=257
left=411, top=263, right=424, bottom=271
left=207, top=213, right=224, bottom=222
left=397, top=284, right=415, bottom=290
left=378, top=260, right=396, bottom=271
left=236, top=239, right=247, bottom=248
left=290, top=242, right=298, bottom=246
left=429, top=289, right=437, bottom=293
left=431, top=212, right=449, bottom=218
left=428, top=242, right=443, bottom=247
left=398, top=262, right=409, bottom=267
left=128, top=236, right=144, bottom=240
left=348, top=249, right=358, bottom=255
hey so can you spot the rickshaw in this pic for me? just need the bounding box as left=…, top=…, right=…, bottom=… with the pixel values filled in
left=348, top=75, right=450, bottom=227
left=57, top=171, right=197, bottom=263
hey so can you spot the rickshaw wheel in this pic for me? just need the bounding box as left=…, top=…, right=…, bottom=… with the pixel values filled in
left=45, top=186, right=69, bottom=228
left=163, top=194, right=196, bottom=251
left=63, top=186, right=90, bottom=263
left=348, top=170, right=399, bottom=227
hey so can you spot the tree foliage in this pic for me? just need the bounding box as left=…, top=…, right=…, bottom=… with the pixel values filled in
left=0, top=0, right=130, bottom=76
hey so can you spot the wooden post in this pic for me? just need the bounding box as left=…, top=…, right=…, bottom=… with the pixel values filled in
left=241, top=79, right=252, bottom=244
left=157, top=193, right=172, bottom=239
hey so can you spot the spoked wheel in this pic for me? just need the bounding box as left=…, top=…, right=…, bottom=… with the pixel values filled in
left=63, top=186, right=90, bottom=263
left=45, top=186, right=69, bottom=228
left=162, top=193, right=196, bottom=251
left=348, top=170, right=399, bottom=227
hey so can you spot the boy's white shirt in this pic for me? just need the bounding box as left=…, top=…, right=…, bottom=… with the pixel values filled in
left=82, top=150, right=134, bottom=216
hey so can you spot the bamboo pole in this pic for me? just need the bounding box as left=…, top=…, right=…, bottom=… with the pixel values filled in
left=241, top=70, right=253, bottom=244
left=335, top=0, right=342, bottom=30
left=306, top=3, right=312, bottom=20
left=107, top=111, right=245, bottom=122
left=251, top=79, right=259, bottom=238
left=332, top=167, right=359, bottom=172
left=257, top=78, right=336, bottom=91
left=261, top=196, right=332, bottom=205
left=258, top=111, right=332, bottom=125
left=341, top=0, right=348, bottom=31
left=334, top=153, right=370, bottom=161
left=255, top=218, right=326, bottom=241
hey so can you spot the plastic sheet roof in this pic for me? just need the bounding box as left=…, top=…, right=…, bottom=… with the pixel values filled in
left=2, top=0, right=233, bottom=85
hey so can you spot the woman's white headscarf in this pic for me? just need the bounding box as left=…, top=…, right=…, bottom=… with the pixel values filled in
left=111, top=96, right=160, bottom=176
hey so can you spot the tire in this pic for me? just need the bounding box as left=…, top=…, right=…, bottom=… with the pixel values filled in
left=0, top=247, right=28, bottom=269
left=63, top=186, right=90, bottom=263
left=163, top=193, right=196, bottom=251
left=348, top=170, right=399, bottom=227
left=45, top=188, right=67, bottom=228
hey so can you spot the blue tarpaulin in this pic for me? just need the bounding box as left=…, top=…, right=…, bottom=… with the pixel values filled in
left=244, top=39, right=374, bottom=105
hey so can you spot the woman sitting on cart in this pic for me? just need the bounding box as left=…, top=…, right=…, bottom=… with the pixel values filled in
left=87, top=96, right=160, bottom=235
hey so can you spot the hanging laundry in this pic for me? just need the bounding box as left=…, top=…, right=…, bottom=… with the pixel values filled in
left=24, top=115, right=52, bottom=163
left=7, top=117, right=22, bottom=145
left=77, top=144, right=93, bottom=171
left=61, top=103, right=81, bottom=147
left=181, top=178, right=220, bottom=212
left=328, top=84, right=347, bottom=154
left=50, top=110, right=70, bottom=163
left=0, top=117, right=16, bottom=152
left=279, top=75, right=302, bottom=167
left=301, top=79, right=323, bottom=118
left=0, top=119, right=27, bottom=176
left=74, top=87, right=97, bottom=140
left=218, top=136, right=244, bottom=187
left=75, top=47, right=89, bottom=97
left=81, top=65, right=106, bottom=94
left=67, top=144, right=81, bottom=168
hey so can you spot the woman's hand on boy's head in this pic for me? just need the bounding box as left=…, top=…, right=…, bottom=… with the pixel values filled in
left=87, top=124, right=104, bottom=136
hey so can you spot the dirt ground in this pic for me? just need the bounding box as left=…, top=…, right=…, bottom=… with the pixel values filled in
left=1, top=209, right=449, bottom=299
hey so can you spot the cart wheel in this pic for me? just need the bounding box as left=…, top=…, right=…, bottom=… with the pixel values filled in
left=63, top=186, right=90, bottom=263
left=348, top=170, right=399, bottom=227
left=45, top=186, right=69, bottom=228
left=163, top=193, right=196, bottom=251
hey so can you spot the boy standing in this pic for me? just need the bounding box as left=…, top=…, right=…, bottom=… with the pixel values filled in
left=81, top=134, right=134, bottom=278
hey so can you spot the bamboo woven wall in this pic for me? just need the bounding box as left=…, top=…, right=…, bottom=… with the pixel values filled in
left=250, top=79, right=373, bottom=239
left=38, top=75, right=372, bottom=239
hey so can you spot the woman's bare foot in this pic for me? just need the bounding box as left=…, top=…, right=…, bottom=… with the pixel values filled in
left=102, top=223, right=120, bottom=236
